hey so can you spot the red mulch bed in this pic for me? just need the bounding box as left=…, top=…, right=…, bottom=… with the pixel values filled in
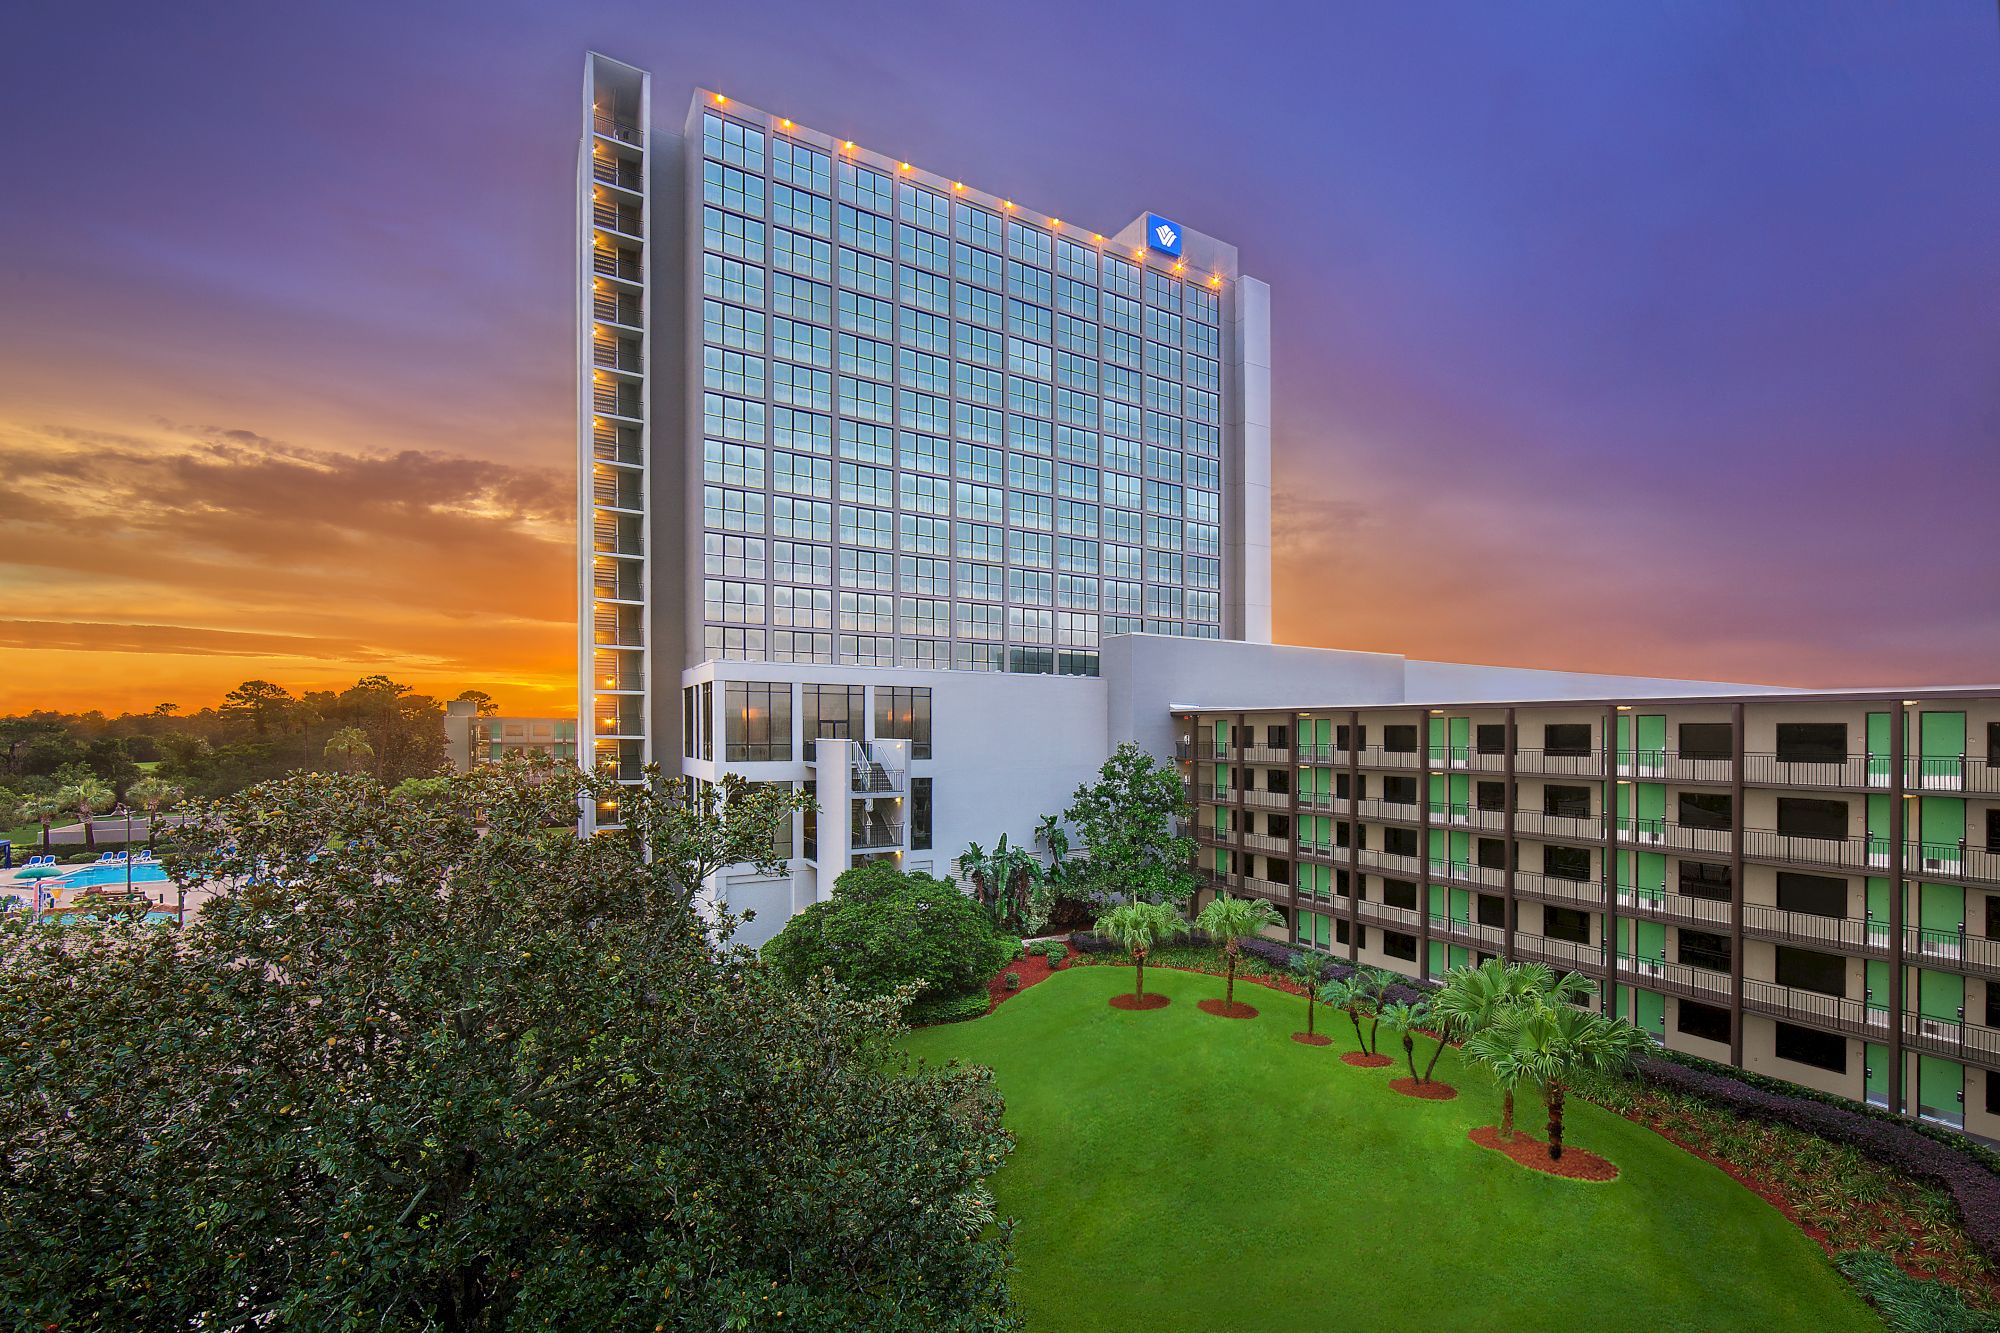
left=1197, top=998, right=1258, bottom=1019
left=1340, top=1052, right=1394, bottom=1068
left=1109, top=991, right=1171, bottom=1010
left=1391, top=1077, right=1459, bottom=1101
left=1291, top=1032, right=1333, bottom=1047
left=984, top=951, right=1060, bottom=1013
left=1469, top=1125, right=1618, bottom=1182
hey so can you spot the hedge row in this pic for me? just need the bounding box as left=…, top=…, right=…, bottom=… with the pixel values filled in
left=1635, top=1054, right=2000, bottom=1263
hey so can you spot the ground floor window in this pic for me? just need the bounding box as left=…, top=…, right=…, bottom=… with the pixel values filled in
left=1774, top=1021, right=1846, bottom=1073
left=1677, top=998, right=1731, bottom=1045
left=910, top=777, right=932, bottom=851
left=1382, top=930, right=1416, bottom=962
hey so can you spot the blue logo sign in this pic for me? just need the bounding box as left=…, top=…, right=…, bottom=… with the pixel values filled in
left=1145, top=213, right=1182, bottom=258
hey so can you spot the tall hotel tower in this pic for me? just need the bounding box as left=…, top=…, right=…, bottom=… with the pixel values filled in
left=577, top=54, right=1273, bottom=940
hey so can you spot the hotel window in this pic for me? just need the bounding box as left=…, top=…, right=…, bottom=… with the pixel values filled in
left=910, top=776, right=934, bottom=850
left=772, top=139, right=829, bottom=193
left=702, top=207, right=765, bottom=263
left=698, top=682, right=713, bottom=761
left=773, top=187, right=831, bottom=240
left=1678, top=722, right=1734, bottom=761
left=839, top=161, right=892, bottom=213
left=1677, top=930, right=1732, bottom=974
left=802, top=684, right=866, bottom=741
left=1776, top=796, right=1846, bottom=840
left=774, top=407, right=831, bottom=454
left=1774, top=1022, right=1846, bottom=1073
left=876, top=686, right=933, bottom=760
left=1678, top=861, right=1731, bottom=901
left=1676, top=999, right=1730, bottom=1044
left=701, top=161, right=763, bottom=217
left=1543, top=723, right=1593, bottom=757
left=724, top=682, right=792, bottom=762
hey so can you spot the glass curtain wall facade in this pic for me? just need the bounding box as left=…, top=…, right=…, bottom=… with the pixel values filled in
left=692, top=100, right=1227, bottom=679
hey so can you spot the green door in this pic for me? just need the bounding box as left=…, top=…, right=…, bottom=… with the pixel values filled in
left=1449, top=717, right=1470, bottom=767
left=1635, top=783, right=1665, bottom=841
left=1917, top=797, right=1966, bottom=870
left=1919, top=712, right=1967, bottom=789
left=1428, top=716, right=1448, bottom=766
left=1449, top=774, right=1469, bottom=822
left=1634, top=988, right=1666, bottom=1038
left=1866, top=712, right=1891, bottom=787
left=1214, top=721, right=1230, bottom=759
left=1428, top=774, right=1447, bottom=819
left=1450, top=830, right=1470, bottom=873
left=1865, top=1043, right=1891, bottom=1104
left=1867, top=795, right=1891, bottom=866
left=1427, top=941, right=1449, bottom=976
left=1637, top=715, right=1667, bottom=776
left=1918, top=968, right=1965, bottom=1023
left=1916, top=1056, right=1964, bottom=1126
left=1635, top=919, right=1666, bottom=963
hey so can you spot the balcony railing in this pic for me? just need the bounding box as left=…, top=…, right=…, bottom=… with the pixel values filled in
left=849, top=742, right=904, bottom=794
left=592, top=473, right=643, bottom=511
left=591, top=249, right=643, bottom=282
left=1240, top=789, right=1289, bottom=811
left=1514, top=809, right=1603, bottom=841
left=593, top=292, right=644, bottom=328
left=1741, top=978, right=1878, bottom=1039
left=1618, top=956, right=1732, bottom=1004
left=592, top=386, right=643, bottom=419
left=592, top=423, right=641, bottom=465
left=591, top=567, right=642, bottom=602
left=1512, top=749, right=1607, bottom=778
left=593, top=113, right=641, bottom=143
left=1619, top=888, right=1732, bottom=928
left=1740, top=904, right=1888, bottom=954
left=1240, top=745, right=1292, bottom=765
left=1298, top=744, right=1351, bottom=766
left=1430, top=914, right=1507, bottom=951
left=1355, top=746, right=1421, bottom=770
left=590, top=157, right=642, bottom=191
left=1241, top=832, right=1291, bottom=855
left=592, top=199, right=643, bottom=235
left=1430, top=860, right=1506, bottom=891
left=1908, top=756, right=2000, bottom=794
left=1353, top=797, right=1420, bottom=824
left=592, top=339, right=644, bottom=373
left=1513, top=871, right=1607, bottom=909
left=1616, top=819, right=1735, bottom=856
left=850, top=821, right=903, bottom=850
left=1739, top=827, right=1883, bottom=871
left=1297, top=790, right=1350, bottom=814
left=1438, top=803, right=1508, bottom=832
left=1509, top=931, right=1603, bottom=972
left=1357, top=847, right=1420, bottom=876
left=1356, top=898, right=1420, bottom=930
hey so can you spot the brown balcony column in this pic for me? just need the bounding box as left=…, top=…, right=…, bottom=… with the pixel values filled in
left=1503, top=707, right=1518, bottom=962
left=1889, top=700, right=1907, bottom=1115
left=1603, top=704, right=1620, bottom=1017
left=1418, top=714, right=1433, bottom=982
left=1729, top=700, right=1746, bottom=1066
left=1347, top=708, right=1362, bottom=964
left=1288, top=710, right=1302, bottom=934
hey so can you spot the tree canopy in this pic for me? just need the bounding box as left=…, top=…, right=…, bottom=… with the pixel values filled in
left=1058, top=742, right=1197, bottom=906
left=764, top=858, right=1016, bottom=1015
left=0, top=763, right=1015, bottom=1331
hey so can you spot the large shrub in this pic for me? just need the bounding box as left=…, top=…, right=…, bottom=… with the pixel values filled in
left=765, top=858, right=1014, bottom=1007
left=0, top=766, right=1015, bottom=1331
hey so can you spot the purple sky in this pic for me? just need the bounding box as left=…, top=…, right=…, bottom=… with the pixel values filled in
left=0, top=2, right=1995, bottom=711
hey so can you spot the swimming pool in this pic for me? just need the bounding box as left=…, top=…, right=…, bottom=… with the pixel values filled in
left=53, top=863, right=171, bottom=889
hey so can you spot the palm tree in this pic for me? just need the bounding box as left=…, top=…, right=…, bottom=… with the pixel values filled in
left=1464, top=997, right=1650, bottom=1159
left=16, top=793, right=61, bottom=854
left=1194, top=894, right=1283, bottom=1008
left=1094, top=900, right=1188, bottom=1003
left=1377, top=1000, right=1428, bottom=1080
left=1427, top=958, right=1596, bottom=1133
left=1325, top=974, right=1374, bottom=1055
left=1360, top=968, right=1399, bottom=1055
left=1288, top=952, right=1331, bottom=1039
left=323, top=726, right=374, bottom=775
left=55, top=776, right=114, bottom=853
left=124, top=776, right=185, bottom=855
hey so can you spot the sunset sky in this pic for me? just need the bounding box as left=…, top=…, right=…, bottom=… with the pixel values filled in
left=2, top=2, right=1995, bottom=715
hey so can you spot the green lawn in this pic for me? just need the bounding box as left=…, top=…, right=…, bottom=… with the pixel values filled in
left=902, top=965, right=1879, bottom=1332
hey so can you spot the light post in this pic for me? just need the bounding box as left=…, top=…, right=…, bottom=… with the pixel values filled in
left=119, top=804, right=134, bottom=899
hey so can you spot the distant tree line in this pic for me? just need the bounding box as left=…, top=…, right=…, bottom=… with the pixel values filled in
left=1, top=678, right=493, bottom=840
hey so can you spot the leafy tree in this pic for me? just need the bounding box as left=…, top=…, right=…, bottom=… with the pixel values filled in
left=1465, top=997, right=1650, bottom=1158
left=1430, top=959, right=1593, bottom=1136
left=1060, top=743, right=1197, bottom=905
left=1288, top=952, right=1331, bottom=1039
left=219, top=679, right=295, bottom=736
left=764, top=858, right=1013, bottom=1011
left=0, top=763, right=1013, bottom=1330
left=1193, top=894, right=1282, bottom=1008
left=454, top=689, right=499, bottom=717
left=82, top=736, right=139, bottom=797
left=1093, top=900, right=1188, bottom=1002
left=323, top=725, right=374, bottom=774
left=55, top=774, right=113, bottom=853
left=1377, top=1000, right=1428, bottom=1080
left=1360, top=968, right=1400, bottom=1055
left=956, top=833, right=1053, bottom=935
